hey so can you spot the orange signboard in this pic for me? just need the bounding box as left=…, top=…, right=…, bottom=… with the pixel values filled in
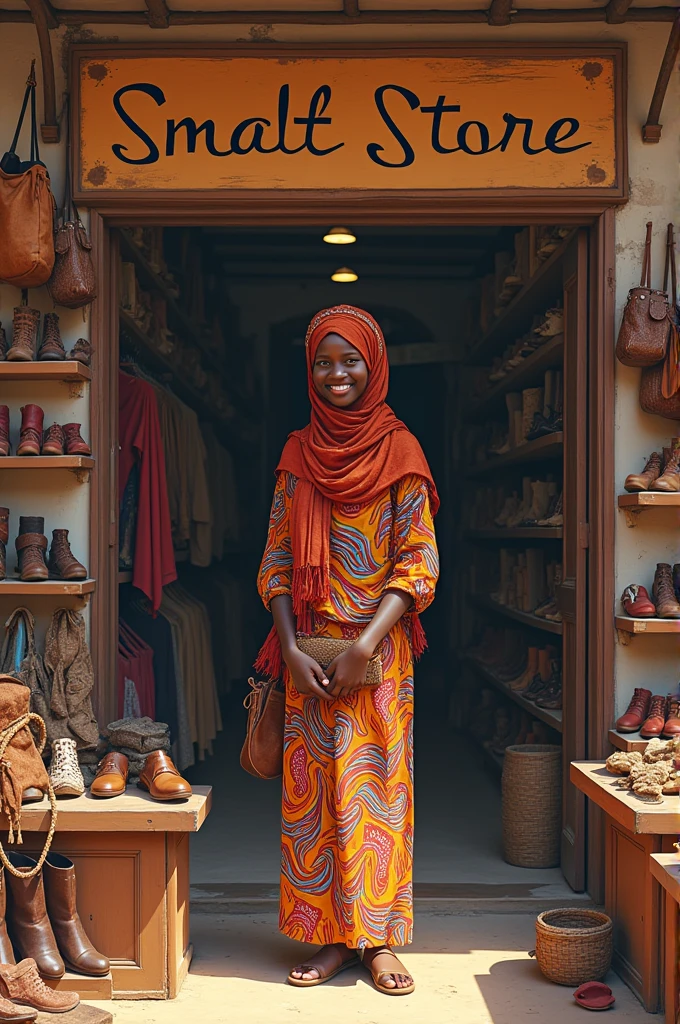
left=75, top=47, right=623, bottom=194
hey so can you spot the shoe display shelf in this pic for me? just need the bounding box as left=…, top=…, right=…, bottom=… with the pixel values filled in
left=10, top=786, right=212, bottom=1000
left=469, top=593, right=563, bottom=636
left=0, top=456, right=94, bottom=470
left=466, top=527, right=563, bottom=540
left=466, top=433, right=563, bottom=477
left=608, top=728, right=649, bottom=754
left=615, top=616, right=680, bottom=635
left=466, top=333, right=564, bottom=423
left=0, top=362, right=91, bottom=383
left=618, top=492, right=680, bottom=528
left=464, top=230, right=574, bottom=367
left=0, top=579, right=96, bottom=596
left=465, top=655, right=563, bottom=733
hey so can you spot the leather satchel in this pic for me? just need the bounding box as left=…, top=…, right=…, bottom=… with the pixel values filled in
left=616, top=221, right=671, bottom=368
left=640, top=224, right=680, bottom=420
left=47, top=98, right=97, bottom=310
left=0, top=64, right=55, bottom=289
left=240, top=677, right=285, bottom=780
left=296, top=633, right=384, bottom=687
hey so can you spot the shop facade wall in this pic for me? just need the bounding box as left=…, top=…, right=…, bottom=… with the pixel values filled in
left=0, top=21, right=677, bottom=722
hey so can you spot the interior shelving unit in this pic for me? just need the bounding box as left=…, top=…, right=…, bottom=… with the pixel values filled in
left=0, top=362, right=91, bottom=382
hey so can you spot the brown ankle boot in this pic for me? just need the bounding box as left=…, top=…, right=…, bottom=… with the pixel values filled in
left=4, top=853, right=64, bottom=979
left=43, top=854, right=109, bottom=977
left=62, top=423, right=91, bottom=456
left=0, top=868, right=15, bottom=968
left=652, top=563, right=680, bottom=619
left=15, top=517, right=48, bottom=582
left=0, top=406, right=9, bottom=457
left=37, top=313, right=66, bottom=362
left=70, top=338, right=91, bottom=366
left=7, top=308, right=39, bottom=362
left=47, top=530, right=86, bottom=581
left=16, top=406, right=43, bottom=457
left=41, top=424, right=64, bottom=457
left=0, top=508, right=8, bottom=583
left=624, top=451, right=663, bottom=492
left=655, top=441, right=680, bottom=493
left=0, top=324, right=7, bottom=362
left=0, top=959, right=76, bottom=1013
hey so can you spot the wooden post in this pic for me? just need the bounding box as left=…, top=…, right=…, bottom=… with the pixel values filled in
left=487, top=0, right=514, bottom=27
left=145, top=0, right=170, bottom=29
left=642, top=11, right=680, bottom=143
left=22, top=0, right=60, bottom=143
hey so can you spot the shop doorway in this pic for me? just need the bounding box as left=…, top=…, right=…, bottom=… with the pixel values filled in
left=91, top=213, right=615, bottom=903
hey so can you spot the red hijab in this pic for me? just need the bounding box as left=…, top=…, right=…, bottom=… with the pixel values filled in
left=256, top=305, right=438, bottom=678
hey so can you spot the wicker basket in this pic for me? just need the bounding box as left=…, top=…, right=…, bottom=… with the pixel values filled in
left=533, top=908, right=613, bottom=986
left=502, top=744, right=562, bottom=868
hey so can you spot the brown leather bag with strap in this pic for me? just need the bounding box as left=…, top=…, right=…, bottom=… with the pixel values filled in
left=640, top=224, right=680, bottom=420
left=616, top=221, right=672, bottom=368
left=240, top=677, right=285, bottom=780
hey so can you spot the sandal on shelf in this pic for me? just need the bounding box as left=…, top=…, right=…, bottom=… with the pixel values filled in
left=361, top=947, right=415, bottom=996
left=287, top=945, right=359, bottom=988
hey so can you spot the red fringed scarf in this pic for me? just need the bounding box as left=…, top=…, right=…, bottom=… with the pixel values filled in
left=256, top=305, right=439, bottom=680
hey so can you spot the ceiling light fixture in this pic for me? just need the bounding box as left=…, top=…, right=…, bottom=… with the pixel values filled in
left=323, top=226, right=356, bottom=245
left=331, top=267, right=358, bottom=283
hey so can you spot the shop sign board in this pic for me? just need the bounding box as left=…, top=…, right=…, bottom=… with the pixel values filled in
left=73, top=45, right=625, bottom=197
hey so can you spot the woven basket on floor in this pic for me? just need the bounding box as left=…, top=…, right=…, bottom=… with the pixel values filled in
left=502, top=744, right=562, bottom=868
left=533, top=909, right=613, bottom=986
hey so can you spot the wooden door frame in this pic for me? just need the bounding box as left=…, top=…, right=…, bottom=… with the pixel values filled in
left=87, top=197, right=616, bottom=896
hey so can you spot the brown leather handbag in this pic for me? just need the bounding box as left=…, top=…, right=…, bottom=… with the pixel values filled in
left=240, top=677, right=285, bottom=780
left=47, top=98, right=97, bottom=310
left=0, top=675, right=58, bottom=879
left=640, top=225, right=680, bottom=420
left=616, top=222, right=672, bottom=368
left=0, top=64, right=55, bottom=289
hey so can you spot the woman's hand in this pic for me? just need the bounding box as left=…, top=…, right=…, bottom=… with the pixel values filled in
left=326, top=639, right=372, bottom=698
left=283, top=647, right=333, bottom=703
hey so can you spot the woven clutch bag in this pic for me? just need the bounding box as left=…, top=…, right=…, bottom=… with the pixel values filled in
left=295, top=634, right=384, bottom=687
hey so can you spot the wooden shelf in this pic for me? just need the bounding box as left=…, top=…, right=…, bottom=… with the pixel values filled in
left=466, top=527, right=563, bottom=540
left=469, top=593, right=563, bottom=635
left=466, top=433, right=563, bottom=477
left=0, top=456, right=94, bottom=470
left=618, top=492, right=680, bottom=508
left=0, top=579, right=95, bottom=596
left=464, top=231, right=574, bottom=367
left=0, top=362, right=91, bottom=382
left=466, top=334, right=564, bottom=422
left=608, top=729, right=648, bottom=754
left=615, top=616, right=680, bottom=634
left=465, top=656, right=563, bottom=733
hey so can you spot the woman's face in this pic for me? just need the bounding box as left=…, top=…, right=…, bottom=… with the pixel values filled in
left=312, top=333, right=369, bottom=408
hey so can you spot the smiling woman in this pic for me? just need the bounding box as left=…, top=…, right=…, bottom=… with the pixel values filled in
left=311, top=333, right=369, bottom=408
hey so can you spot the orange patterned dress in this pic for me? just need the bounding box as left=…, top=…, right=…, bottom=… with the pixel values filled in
left=258, top=471, right=438, bottom=949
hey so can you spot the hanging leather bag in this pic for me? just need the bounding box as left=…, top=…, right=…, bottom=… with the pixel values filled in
left=240, top=677, right=284, bottom=780
left=47, top=98, right=97, bottom=309
left=640, top=224, right=680, bottom=420
left=0, top=63, right=56, bottom=289
left=616, top=221, right=671, bottom=368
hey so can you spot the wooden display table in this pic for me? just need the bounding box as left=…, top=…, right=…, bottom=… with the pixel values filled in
left=571, top=762, right=678, bottom=1013
left=12, top=786, right=212, bottom=1001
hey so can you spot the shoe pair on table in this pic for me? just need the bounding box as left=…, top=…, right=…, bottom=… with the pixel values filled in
left=616, top=689, right=680, bottom=739
left=1, top=514, right=86, bottom=583
left=621, top=564, right=680, bottom=619
left=0, top=406, right=90, bottom=458
left=91, top=749, right=192, bottom=801
left=0, top=309, right=90, bottom=365
left=624, top=441, right=680, bottom=493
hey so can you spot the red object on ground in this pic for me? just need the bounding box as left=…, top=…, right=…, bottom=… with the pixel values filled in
left=573, top=982, right=616, bottom=1011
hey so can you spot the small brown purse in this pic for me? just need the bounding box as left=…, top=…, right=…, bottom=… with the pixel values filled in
left=616, top=221, right=672, bottom=368
left=296, top=633, right=384, bottom=687
left=240, top=677, right=285, bottom=780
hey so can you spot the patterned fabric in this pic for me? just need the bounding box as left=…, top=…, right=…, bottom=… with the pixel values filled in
left=258, top=471, right=439, bottom=948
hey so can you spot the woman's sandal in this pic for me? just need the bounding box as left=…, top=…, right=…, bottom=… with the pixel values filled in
left=287, top=945, right=360, bottom=988
left=361, top=947, right=415, bottom=996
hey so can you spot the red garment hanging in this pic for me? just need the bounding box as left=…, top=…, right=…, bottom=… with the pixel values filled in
left=119, top=370, right=176, bottom=612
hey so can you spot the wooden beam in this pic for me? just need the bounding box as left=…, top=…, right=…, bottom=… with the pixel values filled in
left=642, top=10, right=680, bottom=142
left=144, top=0, right=169, bottom=28
left=343, top=0, right=360, bottom=15
left=22, top=0, right=59, bottom=143
left=2, top=5, right=678, bottom=24
left=487, top=0, right=514, bottom=26
left=605, top=0, right=632, bottom=24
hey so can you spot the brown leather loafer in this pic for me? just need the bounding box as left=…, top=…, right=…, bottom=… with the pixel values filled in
left=90, top=752, right=128, bottom=798
left=138, top=751, right=192, bottom=802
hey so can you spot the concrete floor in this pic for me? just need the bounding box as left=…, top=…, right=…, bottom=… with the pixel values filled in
left=90, top=911, right=650, bottom=1024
